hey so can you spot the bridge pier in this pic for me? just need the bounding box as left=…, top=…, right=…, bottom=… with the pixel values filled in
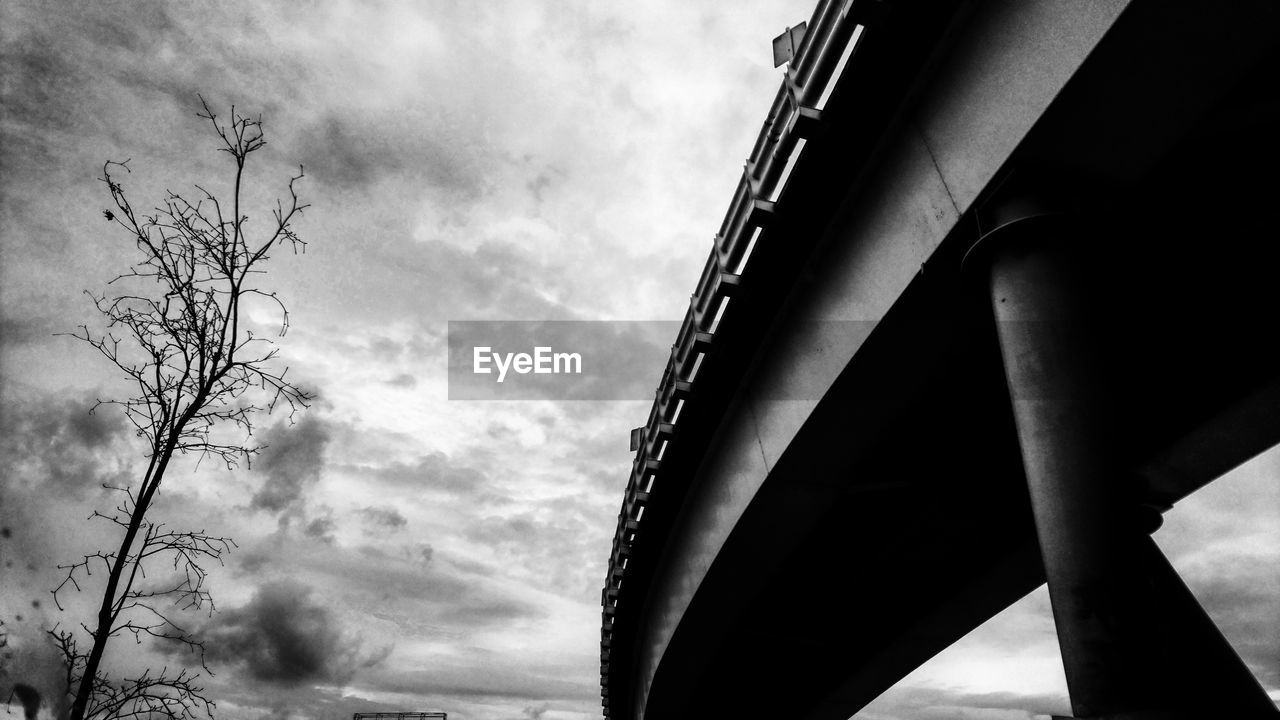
left=973, top=202, right=1277, bottom=719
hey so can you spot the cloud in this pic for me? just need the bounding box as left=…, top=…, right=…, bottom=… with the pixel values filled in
left=0, top=314, right=48, bottom=348
left=1192, top=555, right=1280, bottom=688
left=386, top=373, right=417, bottom=388
left=358, top=506, right=408, bottom=533
left=250, top=416, right=332, bottom=514
left=228, top=532, right=542, bottom=633
left=364, top=662, right=598, bottom=705
left=461, top=496, right=612, bottom=600
left=856, top=685, right=1068, bottom=720
left=434, top=593, right=535, bottom=626
left=303, top=514, right=337, bottom=544
left=0, top=397, right=132, bottom=497
left=1171, top=536, right=1280, bottom=688
left=0, top=608, right=70, bottom=720
left=196, top=579, right=391, bottom=686
left=337, top=544, right=541, bottom=627
left=371, top=452, right=489, bottom=496
left=413, top=543, right=434, bottom=567
left=1156, top=450, right=1280, bottom=691
left=0, top=396, right=138, bottom=719
left=292, top=112, right=487, bottom=198
left=192, top=683, right=407, bottom=720
left=0, top=27, right=87, bottom=159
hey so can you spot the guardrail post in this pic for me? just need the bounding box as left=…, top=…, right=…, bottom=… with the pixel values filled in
left=970, top=192, right=1276, bottom=719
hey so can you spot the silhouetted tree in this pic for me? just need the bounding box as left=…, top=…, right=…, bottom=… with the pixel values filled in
left=52, top=97, right=312, bottom=720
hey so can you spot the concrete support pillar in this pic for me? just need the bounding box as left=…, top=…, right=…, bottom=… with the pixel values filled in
left=974, top=203, right=1277, bottom=719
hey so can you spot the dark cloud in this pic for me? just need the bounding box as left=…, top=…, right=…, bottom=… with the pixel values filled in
left=466, top=514, right=540, bottom=546
left=0, top=397, right=132, bottom=496
left=0, top=314, right=49, bottom=347
left=372, top=452, right=488, bottom=495
left=386, top=373, right=417, bottom=389
left=10, top=684, right=40, bottom=720
left=0, top=1, right=201, bottom=179
left=292, top=113, right=486, bottom=198
left=0, top=398, right=135, bottom=717
left=436, top=594, right=534, bottom=626
left=0, top=30, right=85, bottom=144
left=0, top=638, right=67, bottom=720
left=358, top=506, right=408, bottom=533
left=225, top=533, right=538, bottom=630
left=368, top=336, right=404, bottom=358
left=196, top=579, right=391, bottom=686
left=303, top=514, right=337, bottom=544
left=526, top=172, right=555, bottom=203
left=334, top=548, right=542, bottom=630
left=250, top=416, right=332, bottom=513
left=485, top=422, right=518, bottom=441
left=522, top=703, right=549, bottom=719
left=413, top=543, right=434, bottom=567
left=234, top=549, right=272, bottom=577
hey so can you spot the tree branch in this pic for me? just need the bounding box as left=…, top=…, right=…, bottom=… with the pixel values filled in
left=57, top=98, right=311, bottom=720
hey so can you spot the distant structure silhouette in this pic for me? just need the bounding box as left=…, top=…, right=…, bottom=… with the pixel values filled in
left=353, top=707, right=448, bottom=712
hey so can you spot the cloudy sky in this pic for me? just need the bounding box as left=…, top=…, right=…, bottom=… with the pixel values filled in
left=1, top=2, right=1276, bottom=720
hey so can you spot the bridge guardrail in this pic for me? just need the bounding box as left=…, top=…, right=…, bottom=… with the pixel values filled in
left=600, top=0, right=873, bottom=714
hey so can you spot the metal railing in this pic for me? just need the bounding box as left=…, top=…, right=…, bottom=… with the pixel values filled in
left=600, top=0, right=873, bottom=715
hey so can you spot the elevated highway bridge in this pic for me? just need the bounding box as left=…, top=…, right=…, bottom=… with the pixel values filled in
left=600, top=1, right=1280, bottom=718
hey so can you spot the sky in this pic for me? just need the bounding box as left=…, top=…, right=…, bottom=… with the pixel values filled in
left=1, top=2, right=1276, bottom=720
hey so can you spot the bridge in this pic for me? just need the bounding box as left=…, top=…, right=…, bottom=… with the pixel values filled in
left=600, top=1, right=1280, bottom=718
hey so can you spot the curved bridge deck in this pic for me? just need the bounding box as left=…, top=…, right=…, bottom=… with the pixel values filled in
left=601, top=1, right=1280, bottom=718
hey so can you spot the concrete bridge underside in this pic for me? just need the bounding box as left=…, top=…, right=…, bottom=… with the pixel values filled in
left=611, top=1, right=1280, bottom=718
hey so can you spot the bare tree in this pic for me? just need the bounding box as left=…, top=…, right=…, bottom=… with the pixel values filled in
left=51, top=97, right=312, bottom=720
